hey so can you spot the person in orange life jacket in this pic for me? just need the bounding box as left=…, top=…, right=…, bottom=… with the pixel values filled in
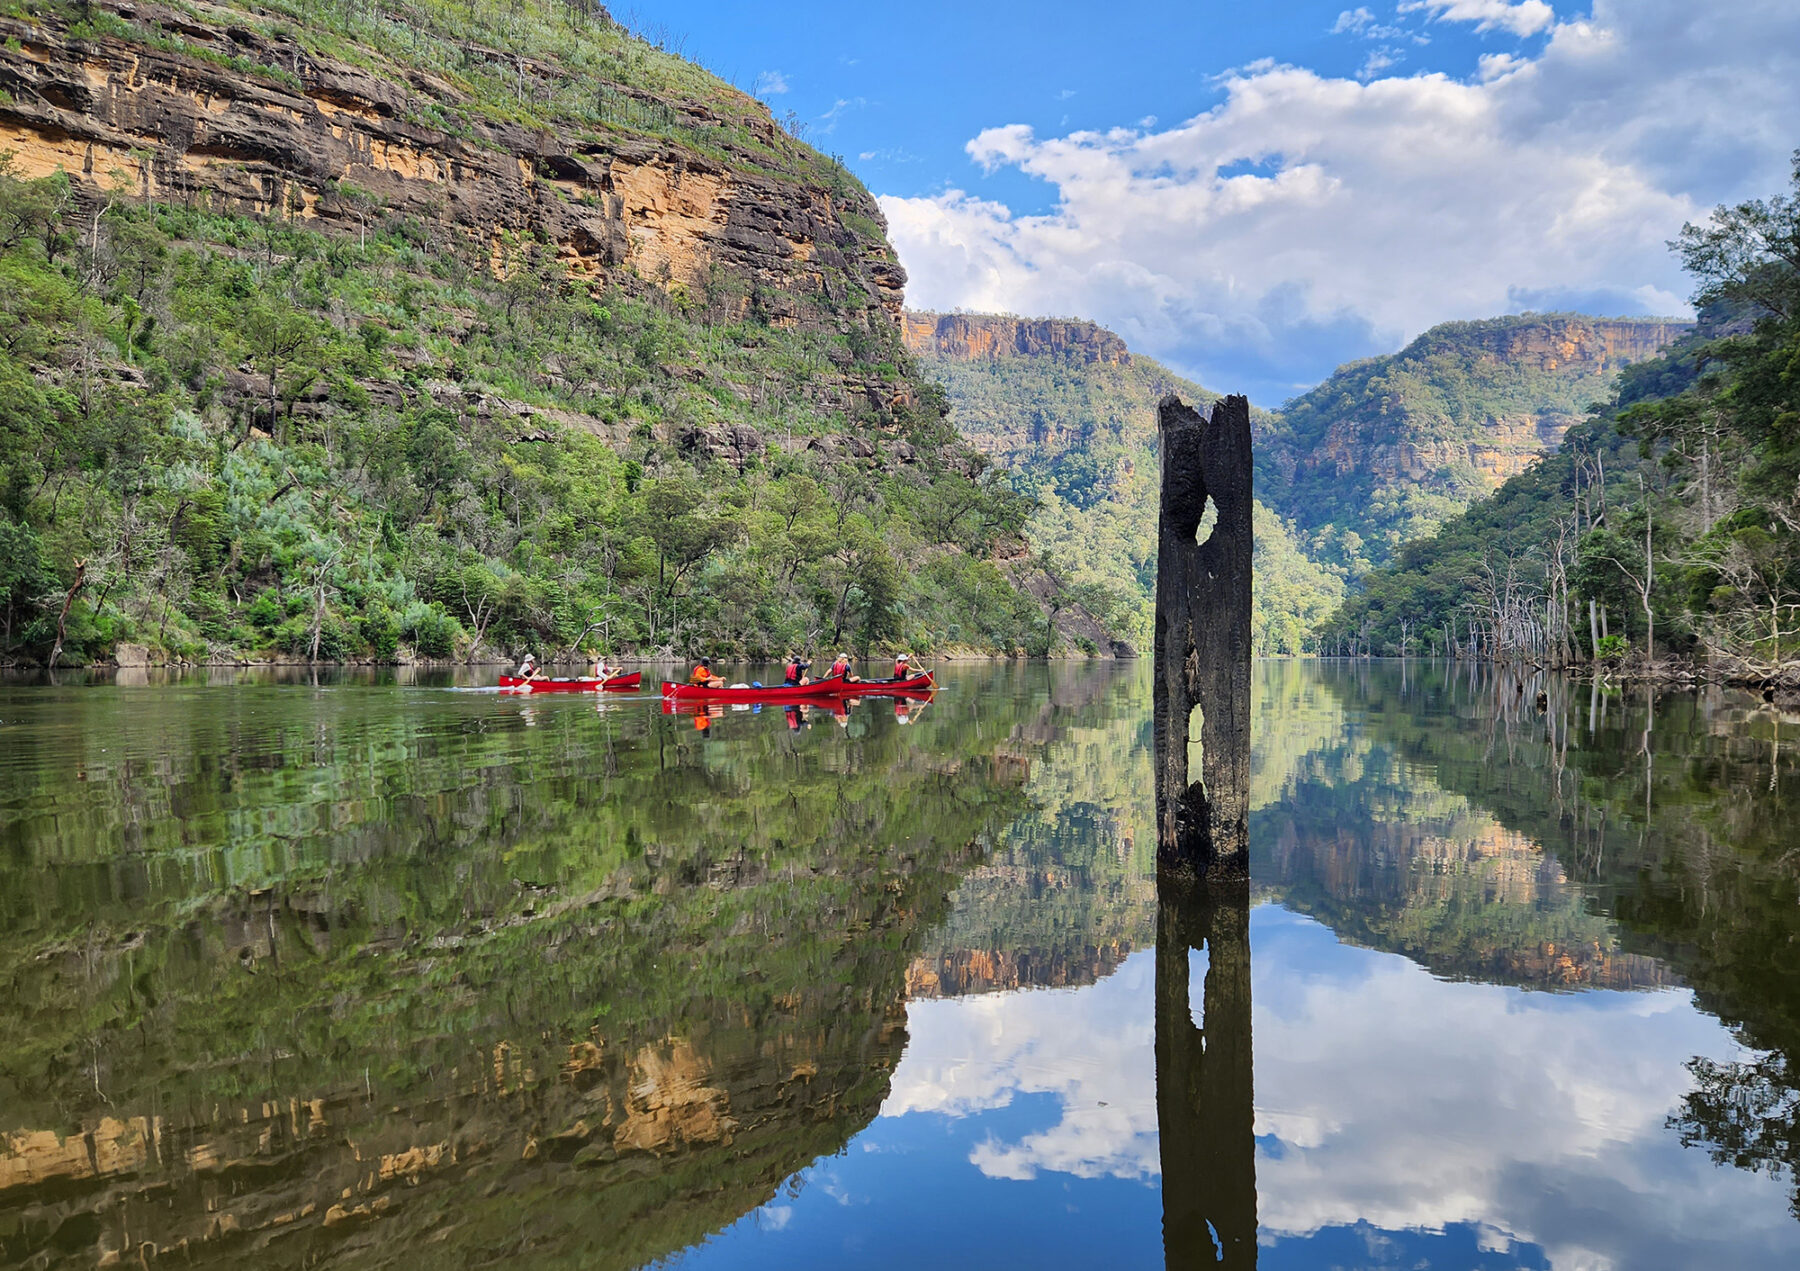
left=827, top=652, right=859, bottom=683
left=783, top=654, right=812, bottom=686
left=689, top=657, right=724, bottom=688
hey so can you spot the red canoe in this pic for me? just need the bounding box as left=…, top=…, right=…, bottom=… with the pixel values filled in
left=499, top=672, right=642, bottom=693
left=660, top=672, right=934, bottom=704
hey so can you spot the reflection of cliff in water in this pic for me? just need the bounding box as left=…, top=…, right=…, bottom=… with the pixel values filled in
left=0, top=676, right=1038, bottom=1268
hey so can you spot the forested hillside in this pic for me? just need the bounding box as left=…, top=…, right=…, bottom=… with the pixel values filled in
left=1324, top=155, right=1800, bottom=673
left=905, top=312, right=1344, bottom=654
left=0, top=0, right=1094, bottom=666
left=1259, top=313, right=1689, bottom=573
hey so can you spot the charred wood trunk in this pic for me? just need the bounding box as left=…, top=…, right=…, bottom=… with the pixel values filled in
left=1153, top=395, right=1253, bottom=881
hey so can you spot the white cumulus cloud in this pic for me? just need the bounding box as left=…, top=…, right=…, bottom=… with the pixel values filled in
left=880, top=0, right=1800, bottom=402
left=753, top=69, right=788, bottom=96
left=1399, top=0, right=1556, bottom=37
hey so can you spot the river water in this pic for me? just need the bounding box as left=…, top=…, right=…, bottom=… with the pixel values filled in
left=0, top=662, right=1796, bottom=1268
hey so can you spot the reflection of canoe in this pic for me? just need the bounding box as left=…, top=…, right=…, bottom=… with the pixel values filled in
left=660, top=672, right=935, bottom=704
left=662, top=698, right=849, bottom=720
left=499, top=672, right=642, bottom=693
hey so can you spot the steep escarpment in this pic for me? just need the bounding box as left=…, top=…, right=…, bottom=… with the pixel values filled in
left=0, top=1, right=902, bottom=334
left=1258, top=313, right=1691, bottom=573
left=0, top=1, right=1093, bottom=665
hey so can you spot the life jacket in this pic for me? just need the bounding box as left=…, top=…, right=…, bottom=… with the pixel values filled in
left=894, top=662, right=908, bottom=679
left=829, top=660, right=848, bottom=678
left=690, top=665, right=712, bottom=684
left=784, top=660, right=800, bottom=683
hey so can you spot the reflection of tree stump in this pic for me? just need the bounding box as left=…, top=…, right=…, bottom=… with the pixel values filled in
left=1157, top=876, right=1257, bottom=1268
left=1154, top=395, right=1252, bottom=881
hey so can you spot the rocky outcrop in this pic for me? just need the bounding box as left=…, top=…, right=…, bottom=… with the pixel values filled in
left=0, top=2, right=904, bottom=333
left=902, top=311, right=1131, bottom=365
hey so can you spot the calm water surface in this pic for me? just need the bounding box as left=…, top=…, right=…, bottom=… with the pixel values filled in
left=0, top=662, right=1797, bottom=1269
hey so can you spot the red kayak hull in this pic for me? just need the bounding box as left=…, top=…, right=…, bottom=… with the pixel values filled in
left=499, top=672, right=641, bottom=692
left=660, top=672, right=934, bottom=704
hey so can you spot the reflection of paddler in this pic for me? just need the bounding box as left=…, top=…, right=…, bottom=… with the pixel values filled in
left=895, top=700, right=912, bottom=725
left=785, top=703, right=809, bottom=731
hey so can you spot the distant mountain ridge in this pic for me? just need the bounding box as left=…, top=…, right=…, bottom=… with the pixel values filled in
left=1258, top=313, right=1692, bottom=572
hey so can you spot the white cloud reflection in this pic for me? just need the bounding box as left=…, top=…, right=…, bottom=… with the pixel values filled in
left=878, top=909, right=1800, bottom=1268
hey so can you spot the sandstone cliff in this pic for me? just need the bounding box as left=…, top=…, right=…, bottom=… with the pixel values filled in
left=903, top=311, right=1131, bottom=366
left=0, top=1, right=904, bottom=333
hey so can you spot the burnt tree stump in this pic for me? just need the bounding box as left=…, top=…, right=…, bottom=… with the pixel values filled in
left=1153, top=394, right=1252, bottom=881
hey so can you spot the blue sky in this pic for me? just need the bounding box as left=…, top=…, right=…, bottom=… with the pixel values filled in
left=631, top=2, right=1800, bottom=405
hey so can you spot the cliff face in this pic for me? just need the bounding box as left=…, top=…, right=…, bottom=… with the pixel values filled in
left=0, top=2, right=904, bottom=332
left=903, top=311, right=1131, bottom=366
left=1451, top=315, right=1692, bottom=375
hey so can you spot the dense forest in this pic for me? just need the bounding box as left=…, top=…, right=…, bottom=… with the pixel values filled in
left=1324, top=155, right=1800, bottom=675
left=0, top=0, right=1088, bottom=667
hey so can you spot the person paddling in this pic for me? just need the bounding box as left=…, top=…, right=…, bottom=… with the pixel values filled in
left=783, top=654, right=812, bottom=687
left=827, top=652, right=859, bottom=683
left=593, top=652, right=621, bottom=682
left=689, top=657, right=725, bottom=688
left=516, top=652, right=540, bottom=682
left=892, top=651, right=917, bottom=682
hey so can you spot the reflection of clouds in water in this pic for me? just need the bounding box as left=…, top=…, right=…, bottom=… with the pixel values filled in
left=1254, top=908, right=1798, bottom=1269
left=883, top=956, right=1159, bottom=1181
left=882, top=906, right=1800, bottom=1268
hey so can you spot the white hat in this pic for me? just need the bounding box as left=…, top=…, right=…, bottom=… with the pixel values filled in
left=897, top=652, right=910, bottom=661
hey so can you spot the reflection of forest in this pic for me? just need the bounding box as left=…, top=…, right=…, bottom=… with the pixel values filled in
left=912, top=662, right=1157, bottom=997
left=0, top=676, right=1042, bottom=1268
left=1296, top=661, right=1800, bottom=1217
left=1250, top=661, right=1674, bottom=991
left=10, top=659, right=1799, bottom=1263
